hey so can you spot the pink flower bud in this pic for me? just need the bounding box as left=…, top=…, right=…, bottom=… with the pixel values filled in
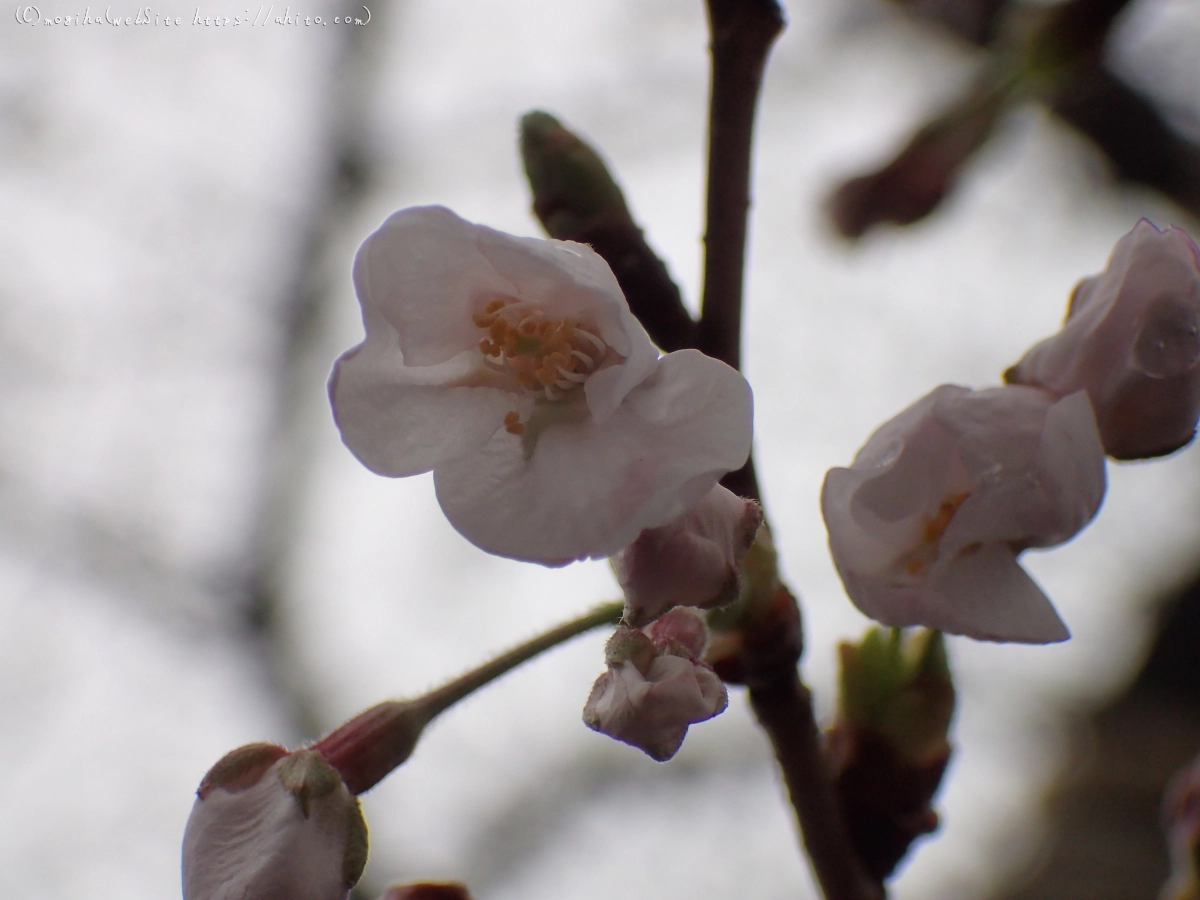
left=821, top=384, right=1106, bottom=643
left=378, top=883, right=473, bottom=900
left=613, top=484, right=763, bottom=627
left=1162, top=754, right=1200, bottom=900
left=583, top=609, right=728, bottom=761
left=182, top=744, right=369, bottom=900
left=1005, top=219, right=1200, bottom=460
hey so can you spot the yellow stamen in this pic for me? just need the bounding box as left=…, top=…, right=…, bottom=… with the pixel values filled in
left=922, top=492, right=970, bottom=543
left=473, top=296, right=607, bottom=399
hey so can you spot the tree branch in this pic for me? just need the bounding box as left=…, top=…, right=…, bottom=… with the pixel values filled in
left=699, top=0, right=782, bottom=503
left=750, top=674, right=886, bottom=900
left=697, top=0, right=784, bottom=372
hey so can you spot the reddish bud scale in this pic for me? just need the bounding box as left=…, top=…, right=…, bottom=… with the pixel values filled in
left=707, top=582, right=803, bottom=690
left=826, top=726, right=949, bottom=880
left=380, top=883, right=475, bottom=900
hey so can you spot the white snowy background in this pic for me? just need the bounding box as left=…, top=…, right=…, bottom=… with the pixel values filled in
left=2, top=0, right=1200, bottom=898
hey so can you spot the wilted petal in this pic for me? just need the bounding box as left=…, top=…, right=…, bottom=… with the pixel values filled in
left=614, top=484, right=762, bottom=626
left=583, top=619, right=728, bottom=761
left=822, top=384, right=1106, bottom=643
left=1006, top=219, right=1200, bottom=459
left=182, top=747, right=367, bottom=900
left=332, top=207, right=753, bottom=565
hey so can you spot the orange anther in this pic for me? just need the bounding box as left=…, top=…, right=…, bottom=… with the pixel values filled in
left=504, top=411, right=525, bottom=435
left=922, top=492, right=970, bottom=543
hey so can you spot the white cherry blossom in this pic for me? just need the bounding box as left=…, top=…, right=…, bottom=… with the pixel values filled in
left=821, top=384, right=1106, bottom=643
left=330, top=206, right=753, bottom=565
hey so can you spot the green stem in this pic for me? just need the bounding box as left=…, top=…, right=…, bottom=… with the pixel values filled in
left=315, top=601, right=624, bottom=794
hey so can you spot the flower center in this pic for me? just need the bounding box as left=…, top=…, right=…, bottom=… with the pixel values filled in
left=473, top=297, right=609, bottom=434
left=899, top=491, right=970, bottom=576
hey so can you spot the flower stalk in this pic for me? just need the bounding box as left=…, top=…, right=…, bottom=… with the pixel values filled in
left=315, top=601, right=624, bottom=794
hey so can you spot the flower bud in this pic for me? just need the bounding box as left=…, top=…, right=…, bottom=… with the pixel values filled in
left=182, top=744, right=369, bottom=900
left=378, top=883, right=474, bottom=900
left=827, top=628, right=955, bottom=879
left=520, top=110, right=635, bottom=241
left=827, top=86, right=1004, bottom=238
left=583, top=608, right=728, bottom=761
left=705, top=523, right=804, bottom=689
left=1005, top=220, right=1200, bottom=460
left=1161, top=754, right=1200, bottom=900
left=821, top=383, right=1106, bottom=643
left=835, top=628, right=954, bottom=767
left=519, top=111, right=697, bottom=352
left=614, top=484, right=763, bottom=627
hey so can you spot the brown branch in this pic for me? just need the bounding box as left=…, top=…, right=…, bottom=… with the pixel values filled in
left=697, top=0, right=784, bottom=372
left=750, top=673, right=886, bottom=900
left=1050, top=63, right=1200, bottom=219
left=699, top=0, right=782, bottom=503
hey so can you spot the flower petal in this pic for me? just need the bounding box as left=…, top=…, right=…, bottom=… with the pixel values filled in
left=329, top=305, right=517, bottom=477
left=182, top=750, right=364, bottom=900
left=433, top=350, right=752, bottom=564
left=582, top=656, right=728, bottom=761
left=1005, top=219, right=1200, bottom=459
left=353, top=206, right=515, bottom=367
left=615, top=484, right=762, bottom=627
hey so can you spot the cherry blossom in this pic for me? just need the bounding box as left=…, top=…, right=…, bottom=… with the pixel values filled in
left=583, top=608, right=727, bottom=760
left=1005, top=219, right=1200, bottom=460
left=182, top=744, right=368, bottom=900
left=821, top=384, right=1106, bottom=643
left=613, top=483, right=762, bottom=626
left=330, top=206, right=753, bottom=565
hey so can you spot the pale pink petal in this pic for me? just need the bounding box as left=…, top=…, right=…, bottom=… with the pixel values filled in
left=615, top=485, right=762, bottom=627
left=329, top=335, right=518, bottom=478
left=353, top=206, right=515, bottom=366
left=644, top=606, right=711, bottom=658
left=822, top=383, right=1105, bottom=643
left=844, top=542, right=1069, bottom=643
left=582, top=656, right=728, bottom=761
left=182, top=750, right=363, bottom=900
left=434, top=350, right=752, bottom=564
left=1006, top=219, right=1200, bottom=459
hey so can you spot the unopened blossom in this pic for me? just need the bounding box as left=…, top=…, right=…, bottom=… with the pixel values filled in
left=583, top=608, right=727, bottom=760
left=378, top=884, right=474, bottom=900
left=182, top=744, right=368, bottom=900
left=613, top=483, right=762, bottom=627
left=821, top=384, right=1106, bottom=643
left=1005, top=219, right=1200, bottom=460
left=330, top=206, right=752, bottom=565
left=1162, top=754, right=1200, bottom=900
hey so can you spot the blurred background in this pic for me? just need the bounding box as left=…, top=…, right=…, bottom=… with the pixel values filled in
left=2, top=0, right=1200, bottom=897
